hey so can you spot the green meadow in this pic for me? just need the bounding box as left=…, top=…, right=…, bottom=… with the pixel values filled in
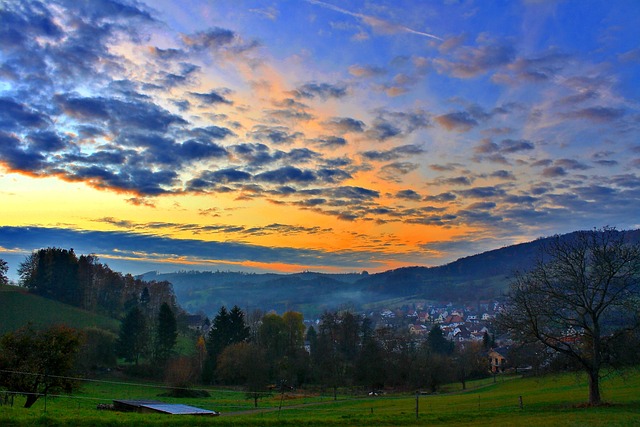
left=1, top=369, right=639, bottom=426
left=0, top=285, right=119, bottom=334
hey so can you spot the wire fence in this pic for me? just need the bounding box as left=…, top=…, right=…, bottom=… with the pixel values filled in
left=0, top=368, right=625, bottom=421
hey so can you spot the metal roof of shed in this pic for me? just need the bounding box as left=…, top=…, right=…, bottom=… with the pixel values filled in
left=113, top=400, right=218, bottom=416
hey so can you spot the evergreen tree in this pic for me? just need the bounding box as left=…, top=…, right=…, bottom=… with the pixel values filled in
left=228, top=305, right=250, bottom=344
left=203, top=307, right=227, bottom=382
left=204, top=306, right=249, bottom=382
left=427, top=324, right=454, bottom=355
left=117, top=307, right=149, bottom=365
left=482, top=331, right=491, bottom=349
left=154, top=302, right=178, bottom=363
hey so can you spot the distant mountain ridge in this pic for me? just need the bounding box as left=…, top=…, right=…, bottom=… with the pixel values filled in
left=141, top=229, right=640, bottom=317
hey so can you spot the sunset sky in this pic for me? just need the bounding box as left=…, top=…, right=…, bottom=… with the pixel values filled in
left=1, top=0, right=640, bottom=280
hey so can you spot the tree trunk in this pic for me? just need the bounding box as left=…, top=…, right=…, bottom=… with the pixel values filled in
left=588, top=368, right=601, bottom=406
left=24, top=394, right=39, bottom=408
left=588, top=324, right=602, bottom=406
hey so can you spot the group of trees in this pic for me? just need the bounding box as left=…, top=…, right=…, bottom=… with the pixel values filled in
left=117, top=301, right=178, bottom=368
left=17, top=248, right=178, bottom=319
left=199, top=307, right=488, bottom=405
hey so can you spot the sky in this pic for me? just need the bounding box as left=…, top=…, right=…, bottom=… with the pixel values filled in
left=1, top=0, right=640, bottom=281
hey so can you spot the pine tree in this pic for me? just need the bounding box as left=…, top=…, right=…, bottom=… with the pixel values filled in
left=154, top=302, right=177, bottom=363
left=228, top=305, right=250, bottom=344
left=203, top=306, right=249, bottom=383
left=427, top=324, right=454, bottom=355
left=117, top=307, right=149, bottom=365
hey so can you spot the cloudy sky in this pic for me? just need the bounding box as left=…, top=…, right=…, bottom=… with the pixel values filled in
left=1, top=0, right=640, bottom=279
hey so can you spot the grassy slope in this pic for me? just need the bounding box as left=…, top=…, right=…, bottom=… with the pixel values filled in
left=1, top=370, right=638, bottom=426
left=0, top=284, right=119, bottom=334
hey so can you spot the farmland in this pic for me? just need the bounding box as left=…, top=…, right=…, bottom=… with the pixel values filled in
left=1, top=369, right=638, bottom=426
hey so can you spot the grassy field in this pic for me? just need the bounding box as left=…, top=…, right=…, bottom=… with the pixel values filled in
left=1, top=369, right=639, bottom=426
left=0, top=284, right=119, bottom=334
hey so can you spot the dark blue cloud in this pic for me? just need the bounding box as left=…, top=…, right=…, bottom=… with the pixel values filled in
left=179, top=140, right=228, bottom=160
left=435, top=111, right=478, bottom=132
left=396, top=189, right=422, bottom=200
left=0, top=98, right=49, bottom=130
left=361, top=144, right=425, bottom=161
left=191, top=126, right=235, bottom=140
left=490, top=170, right=515, bottom=180
left=247, top=125, right=304, bottom=145
left=0, top=132, right=46, bottom=171
left=327, top=186, right=379, bottom=200
left=63, top=150, right=128, bottom=166
left=562, top=106, right=625, bottom=122
left=542, top=166, right=567, bottom=177
left=56, top=94, right=188, bottom=132
left=0, top=2, right=63, bottom=51
left=189, top=89, right=233, bottom=105
left=291, top=82, right=348, bottom=100
left=255, top=166, right=317, bottom=185
left=182, top=27, right=236, bottom=50
left=425, top=192, right=457, bottom=202
left=498, top=139, right=535, bottom=153
left=436, top=43, right=516, bottom=78
left=441, top=176, right=473, bottom=186
left=308, top=136, right=348, bottom=148
left=185, top=168, right=252, bottom=192
left=457, top=186, right=506, bottom=198
left=27, top=131, right=67, bottom=152
left=316, top=168, right=352, bottom=184
left=72, top=165, right=177, bottom=195
left=322, top=117, right=366, bottom=133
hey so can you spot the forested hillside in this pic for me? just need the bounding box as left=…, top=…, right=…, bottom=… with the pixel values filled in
left=144, top=229, right=640, bottom=316
left=17, top=248, right=181, bottom=320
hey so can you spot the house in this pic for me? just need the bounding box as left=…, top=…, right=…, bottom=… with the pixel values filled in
left=444, top=314, right=464, bottom=324
left=381, top=309, right=395, bottom=318
left=408, top=324, right=428, bottom=335
left=488, top=347, right=509, bottom=373
left=447, top=325, right=471, bottom=342
left=185, top=314, right=210, bottom=333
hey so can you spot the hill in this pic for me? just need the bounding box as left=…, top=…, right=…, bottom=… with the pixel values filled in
left=142, top=229, right=640, bottom=317
left=0, top=284, right=119, bottom=334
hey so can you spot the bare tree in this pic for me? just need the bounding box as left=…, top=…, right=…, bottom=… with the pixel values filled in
left=498, top=227, right=640, bottom=405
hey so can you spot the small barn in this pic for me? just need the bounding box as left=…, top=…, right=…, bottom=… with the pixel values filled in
left=113, top=400, right=219, bottom=416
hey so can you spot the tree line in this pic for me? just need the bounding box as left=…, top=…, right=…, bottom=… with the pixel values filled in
left=17, top=247, right=178, bottom=319
left=193, top=307, right=489, bottom=406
